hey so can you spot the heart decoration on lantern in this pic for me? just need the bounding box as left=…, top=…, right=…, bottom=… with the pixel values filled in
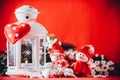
left=4, top=23, right=31, bottom=44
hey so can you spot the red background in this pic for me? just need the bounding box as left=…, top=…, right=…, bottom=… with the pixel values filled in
left=0, top=0, right=120, bottom=63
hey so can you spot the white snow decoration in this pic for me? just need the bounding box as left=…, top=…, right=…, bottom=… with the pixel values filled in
left=63, top=68, right=76, bottom=77
left=90, top=54, right=115, bottom=78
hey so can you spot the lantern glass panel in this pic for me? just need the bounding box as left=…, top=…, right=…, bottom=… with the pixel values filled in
left=21, top=39, right=33, bottom=64
left=8, top=43, right=16, bottom=66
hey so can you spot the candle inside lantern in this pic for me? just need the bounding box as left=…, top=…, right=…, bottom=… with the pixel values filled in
left=25, top=59, right=28, bottom=64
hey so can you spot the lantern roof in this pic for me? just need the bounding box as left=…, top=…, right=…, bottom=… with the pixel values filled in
left=15, top=5, right=39, bottom=14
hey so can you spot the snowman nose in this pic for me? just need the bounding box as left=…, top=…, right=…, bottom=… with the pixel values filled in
left=80, top=56, right=83, bottom=59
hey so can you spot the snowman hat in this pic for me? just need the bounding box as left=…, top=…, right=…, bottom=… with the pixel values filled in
left=80, top=44, right=95, bottom=57
left=50, top=44, right=64, bottom=56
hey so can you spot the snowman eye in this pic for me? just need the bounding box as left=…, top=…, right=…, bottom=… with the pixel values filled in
left=25, top=16, right=29, bottom=19
left=29, top=6, right=32, bottom=8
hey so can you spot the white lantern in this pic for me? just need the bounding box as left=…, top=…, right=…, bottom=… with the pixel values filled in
left=6, top=5, right=48, bottom=75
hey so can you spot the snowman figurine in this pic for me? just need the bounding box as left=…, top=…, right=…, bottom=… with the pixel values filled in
left=72, top=45, right=95, bottom=77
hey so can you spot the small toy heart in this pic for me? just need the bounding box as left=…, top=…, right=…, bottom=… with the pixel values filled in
left=4, top=23, right=31, bottom=44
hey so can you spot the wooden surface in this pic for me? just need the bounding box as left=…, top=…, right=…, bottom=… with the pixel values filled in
left=0, top=76, right=120, bottom=80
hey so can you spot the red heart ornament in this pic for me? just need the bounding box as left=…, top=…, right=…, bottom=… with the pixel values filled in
left=4, top=23, right=31, bottom=44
